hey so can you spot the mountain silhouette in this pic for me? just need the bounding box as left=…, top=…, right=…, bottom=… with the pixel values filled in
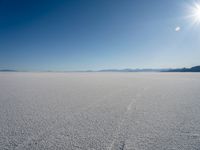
left=1, top=66, right=200, bottom=72
left=166, top=66, right=200, bottom=72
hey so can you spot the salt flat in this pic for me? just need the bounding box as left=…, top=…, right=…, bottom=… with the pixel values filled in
left=0, top=72, right=200, bottom=150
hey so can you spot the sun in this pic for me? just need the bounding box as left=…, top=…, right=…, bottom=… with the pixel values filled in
left=188, top=2, right=200, bottom=25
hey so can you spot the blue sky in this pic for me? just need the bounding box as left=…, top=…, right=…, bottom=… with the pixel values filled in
left=0, top=0, right=200, bottom=71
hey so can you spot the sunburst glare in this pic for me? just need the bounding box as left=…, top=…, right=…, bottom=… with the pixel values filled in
left=187, top=1, right=200, bottom=25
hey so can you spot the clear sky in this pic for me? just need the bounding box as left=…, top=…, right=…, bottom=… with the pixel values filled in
left=0, top=0, right=200, bottom=71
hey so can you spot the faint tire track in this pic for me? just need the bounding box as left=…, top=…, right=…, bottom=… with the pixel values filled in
left=108, top=97, right=136, bottom=150
left=108, top=88, right=148, bottom=150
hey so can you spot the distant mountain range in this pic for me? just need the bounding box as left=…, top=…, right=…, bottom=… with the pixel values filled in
left=99, top=68, right=169, bottom=72
left=165, top=66, right=200, bottom=72
left=99, top=66, right=200, bottom=72
left=0, top=69, right=18, bottom=72
left=1, top=66, right=200, bottom=72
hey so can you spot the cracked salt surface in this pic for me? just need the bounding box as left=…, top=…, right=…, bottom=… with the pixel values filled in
left=0, top=72, right=200, bottom=150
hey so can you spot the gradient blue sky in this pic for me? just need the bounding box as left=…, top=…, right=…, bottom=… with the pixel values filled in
left=0, top=0, right=200, bottom=71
